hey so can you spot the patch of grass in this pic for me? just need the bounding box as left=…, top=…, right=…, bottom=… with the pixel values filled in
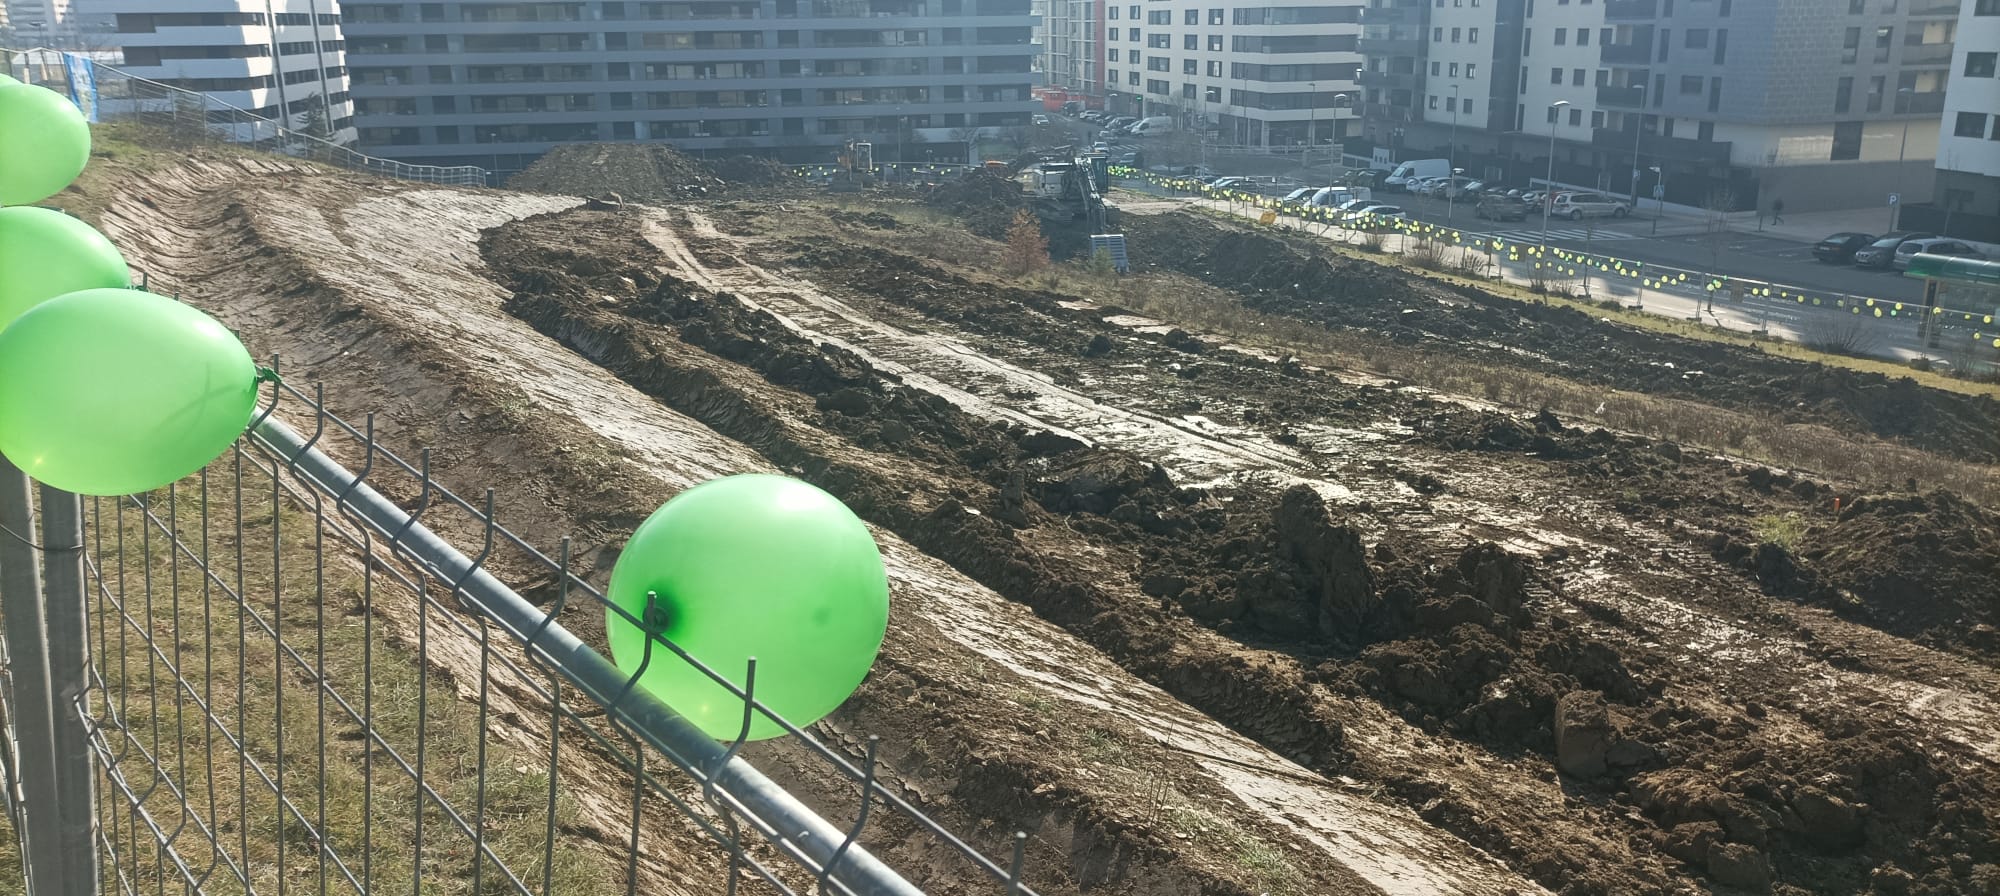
left=1011, top=691, right=1059, bottom=716
left=1080, top=727, right=1130, bottom=766
left=0, top=457, right=615, bottom=894
left=1752, top=512, right=1809, bottom=549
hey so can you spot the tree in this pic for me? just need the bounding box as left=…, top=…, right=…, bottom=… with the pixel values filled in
left=1002, top=209, right=1050, bottom=276
left=1700, top=187, right=1736, bottom=310
left=295, top=99, right=332, bottom=141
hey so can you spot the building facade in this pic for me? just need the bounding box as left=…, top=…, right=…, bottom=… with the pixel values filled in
left=337, top=0, right=1038, bottom=173
left=2, top=0, right=115, bottom=48
left=1923, top=0, right=1999, bottom=237
left=102, top=0, right=356, bottom=143
left=1038, top=0, right=1100, bottom=99
left=1102, top=0, right=1361, bottom=146
left=1360, top=0, right=1960, bottom=212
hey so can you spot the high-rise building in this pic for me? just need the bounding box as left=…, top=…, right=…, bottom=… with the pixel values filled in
left=102, top=0, right=356, bottom=143
left=2, top=0, right=114, bottom=47
left=1360, top=0, right=1960, bottom=212
left=337, top=0, right=1039, bottom=174
left=1102, top=0, right=1360, bottom=146
left=1927, top=0, right=1999, bottom=238
left=1039, top=0, right=1100, bottom=100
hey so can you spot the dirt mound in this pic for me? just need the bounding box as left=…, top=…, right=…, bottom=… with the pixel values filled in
left=1124, top=212, right=2000, bottom=464
left=1792, top=491, right=2000, bottom=648
left=508, top=144, right=787, bottom=200
left=922, top=169, right=1026, bottom=239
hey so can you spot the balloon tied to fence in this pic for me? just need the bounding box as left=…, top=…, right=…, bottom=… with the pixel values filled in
left=0, top=78, right=260, bottom=496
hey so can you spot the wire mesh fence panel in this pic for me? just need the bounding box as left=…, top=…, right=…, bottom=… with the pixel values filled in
left=0, top=376, right=1047, bottom=896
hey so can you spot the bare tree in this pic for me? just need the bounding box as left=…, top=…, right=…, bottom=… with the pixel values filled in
left=1701, top=187, right=1736, bottom=310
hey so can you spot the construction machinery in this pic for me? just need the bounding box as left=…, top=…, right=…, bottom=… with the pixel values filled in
left=1015, top=151, right=1118, bottom=232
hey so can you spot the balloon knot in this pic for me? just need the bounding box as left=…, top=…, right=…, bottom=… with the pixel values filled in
left=642, top=594, right=672, bottom=634
left=254, top=366, right=282, bottom=385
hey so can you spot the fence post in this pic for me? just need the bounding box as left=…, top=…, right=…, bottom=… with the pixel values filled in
left=0, top=457, right=67, bottom=896
left=37, top=484, right=97, bottom=896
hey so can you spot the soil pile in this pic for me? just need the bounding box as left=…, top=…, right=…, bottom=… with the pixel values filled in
left=1123, top=212, right=2000, bottom=464
left=509, top=144, right=790, bottom=200
left=923, top=168, right=1026, bottom=240
left=1796, top=490, right=2000, bottom=648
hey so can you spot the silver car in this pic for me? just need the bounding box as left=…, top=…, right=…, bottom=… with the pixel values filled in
left=1549, top=191, right=1632, bottom=220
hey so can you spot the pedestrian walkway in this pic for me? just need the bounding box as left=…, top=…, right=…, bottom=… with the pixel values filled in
left=1474, top=226, right=1646, bottom=243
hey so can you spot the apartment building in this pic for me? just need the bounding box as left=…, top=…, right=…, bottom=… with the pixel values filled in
left=1918, top=0, right=1999, bottom=239
left=1361, top=0, right=1960, bottom=212
left=2, top=0, right=114, bottom=47
left=338, top=0, right=1038, bottom=173
left=1039, top=0, right=1100, bottom=99
left=103, top=0, right=356, bottom=143
left=1103, top=0, right=1360, bottom=146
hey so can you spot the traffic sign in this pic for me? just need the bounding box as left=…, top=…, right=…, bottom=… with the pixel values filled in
left=1889, top=192, right=1901, bottom=206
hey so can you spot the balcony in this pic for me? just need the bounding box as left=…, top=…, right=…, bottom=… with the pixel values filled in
left=1604, top=0, right=1658, bottom=20
left=1596, top=85, right=1646, bottom=108
left=1359, top=2, right=1423, bottom=25
left=1893, top=91, right=1947, bottom=115
left=1357, top=69, right=1418, bottom=90
left=1600, top=43, right=1652, bottom=65
left=1357, top=37, right=1423, bottom=57
left=1900, top=43, right=1954, bottom=66
left=1592, top=127, right=1729, bottom=165
left=1362, top=101, right=1418, bottom=124
left=1908, top=0, right=1959, bottom=14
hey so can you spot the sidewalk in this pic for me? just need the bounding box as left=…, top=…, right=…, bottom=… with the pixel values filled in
left=1641, top=205, right=1915, bottom=245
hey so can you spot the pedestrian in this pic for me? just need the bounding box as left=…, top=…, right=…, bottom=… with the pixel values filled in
left=1771, top=198, right=1785, bottom=224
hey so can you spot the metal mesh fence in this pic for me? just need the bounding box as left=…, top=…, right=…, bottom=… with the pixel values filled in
left=0, top=375, right=1043, bottom=896
left=2, top=48, right=488, bottom=187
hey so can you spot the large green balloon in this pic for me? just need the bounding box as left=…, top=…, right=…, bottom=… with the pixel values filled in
left=0, top=206, right=129, bottom=330
left=0, top=83, right=91, bottom=206
left=0, top=288, right=258, bottom=496
left=606, top=474, right=889, bottom=741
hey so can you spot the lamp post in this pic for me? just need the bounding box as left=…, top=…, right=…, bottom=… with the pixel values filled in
left=1391, top=126, right=1404, bottom=163
left=1330, top=93, right=1352, bottom=185
left=1648, top=164, right=1663, bottom=235
left=1304, top=80, right=1317, bottom=172
left=1540, top=99, right=1569, bottom=253
left=1627, top=84, right=1646, bottom=206
left=1445, top=83, right=1460, bottom=222
left=1892, top=86, right=1913, bottom=231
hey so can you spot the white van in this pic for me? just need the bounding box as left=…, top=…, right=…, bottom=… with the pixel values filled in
left=1383, top=158, right=1451, bottom=192
left=1127, top=116, right=1176, bottom=136
left=1307, top=186, right=1373, bottom=208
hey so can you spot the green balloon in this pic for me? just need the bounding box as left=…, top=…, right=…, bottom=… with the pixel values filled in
left=0, top=206, right=129, bottom=330
left=607, top=474, right=889, bottom=741
left=0, top=288, right=258, bottom=496
left=0, top=83, right=91, bottom=206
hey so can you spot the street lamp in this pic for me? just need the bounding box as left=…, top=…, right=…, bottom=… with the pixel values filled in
left=1330, top=93, right=1352, bottom=185
left=1627, top=83, right=1647, bottom=206
left=1304, top=81, right=1317, bottom=171
left=1648, top=165, right=1664, bottom=235
left=1445, top=84, right=1460, bottom=223
left=1541, top=100, right=1569, bottom=252
left=1893, top=86, right=1913, bottom=231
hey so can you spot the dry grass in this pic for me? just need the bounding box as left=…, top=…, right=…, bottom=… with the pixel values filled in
left=0, top=460, right=612, bottom=895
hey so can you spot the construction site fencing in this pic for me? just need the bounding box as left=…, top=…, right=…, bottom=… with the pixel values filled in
left=2, top=47, right=489, bottom=188
left=0, top=372, right=1043, bottom=896
left=1117, top=168, right=2000, bottom=376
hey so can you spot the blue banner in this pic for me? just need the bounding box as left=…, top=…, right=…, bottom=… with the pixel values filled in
left=62, top=54, right=99, bottom=123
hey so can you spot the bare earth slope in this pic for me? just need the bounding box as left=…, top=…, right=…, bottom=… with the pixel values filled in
left=98, top=159, right=1571, bottom=895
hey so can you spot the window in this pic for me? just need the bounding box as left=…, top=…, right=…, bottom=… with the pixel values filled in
left=1568, top=107, right=1582, bottom=125
left=1445, top=96, right=1456, bottom=112
left=1127, top=5, right=1137, bottom=17
left=1451, top=27, right=1461, bottom=42
left=1834, top=76, right=1853, bottom=113
left=1523, top=28, right=1530, bottom=51
left=1848, top=0, right=1862, bottom=11
left=1551, top=68, right=1563, bottom=84
left=1126, top=27, right=1137, bottom=39
left=1467, top=63, right=1477, bottom=79
left=1434, top=27, right=1443, bottom=41
left=1680, top=75, right=1703, bottom=94
left=1554, top=28, right=1566, bottom=45
left=1842, top=27, right=1859, bottom=64
left=1832, top=121, right=1862, bottom=159
left=1591, top=110, right=1604, bottom=127
left=1658, top=28, right=1670, bottom=61
left=1206, top=60, right=1221, bottom=76
left=1464, top=98, right=1475, bottom=116
left=1429, top=94, right=1439, bottom=109
left=1128, top=70, right=1138, bottom=84
left=1146, top=10, right=1167, bottom=24
left=1547, top=105, right=1559, bottom=123
left=1449, top=62, right=1459, bottom=76
left=1208, top=7, right=1223, bottom=24
left=1875, top=27, right=1892, bottom=63
left=1992, top=118, right=2000, bottom=140
left=1978, top=0, right=2000, bottom=13
left=1956, top=112, right=1990, bottom=137
left=1183, top=34, right=1196, bottom=49
left=1432, top=60, right=1442, bottom=75
left=1182, top=82, right=1196, bottom=98
left=1697, top=120, right=1713, bottom=141
left=1184, top=8, right=1197, bottom=24
left=1205, top=85, right=1221, bottom=102
left=1714, top=30, right=1726, bottom=65
left=1107, top=6, right=1116, bottom=18
left=1207, top=34, right=1222, bottom=51
left=1685, top=29, right=1707, bottom=48
left=1577, top=28, right=1589, bottom=46
left=1183, top=58, right=1197, bottom=73
left=1866, top=74, right=1884, bottom=111
left=1967, top=53, right=1997, bottom=78
left=1469, top=27, right=1478, bottom=43
left=1572, top=68, right=1585, bottom=86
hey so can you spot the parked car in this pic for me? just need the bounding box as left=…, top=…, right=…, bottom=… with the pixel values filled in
left=1092, top=142, right=1111, bottom=154
left=1473, top=193, right=1529, bottom=222
left=1549, top=191, right=1632, bottom=219
left=1408, top=176, right=1446, bottom=196
left=1281, top=187, right=1319, bottom=205
left=1812, top=232, right=1877, bottom=264
left=1893, top=238, right=1987, bottom=270
left=1079, top=111, right=1104, bottom=123
left=1031, top=113, right=1051, bottom=126
left=1330, top=198, right=1379, bottom=216
left=1352, top=205, right=1409, bottom=229
left=1853, top=231, right=1937, bottom=268
left=1307, top=186, right=1372, bottom=208
left=1456, top=180, right=1492, bottom=199
left=1338, top=202, right=1396, bottom=224
left=1114, top=151, right=1142, bottom=166
left=1426, top=176, right=1475, bottom=198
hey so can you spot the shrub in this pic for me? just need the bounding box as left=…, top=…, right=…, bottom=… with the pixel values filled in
left=1002, top=209, right=1050, bottom=275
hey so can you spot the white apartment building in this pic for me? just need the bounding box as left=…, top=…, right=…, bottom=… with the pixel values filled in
left=1, top=0, right=109, bottom=47
left=1040, top=0, right=1101, bottom=99
left=101, top=0, right=355, bottom=144
left=1932, top=0, right=2000, bottom=231
left=1103, top=0, right=1361, bottom=146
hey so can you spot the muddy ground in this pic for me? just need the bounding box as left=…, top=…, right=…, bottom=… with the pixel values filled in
left=97, top=155, right=2000, bottom=896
